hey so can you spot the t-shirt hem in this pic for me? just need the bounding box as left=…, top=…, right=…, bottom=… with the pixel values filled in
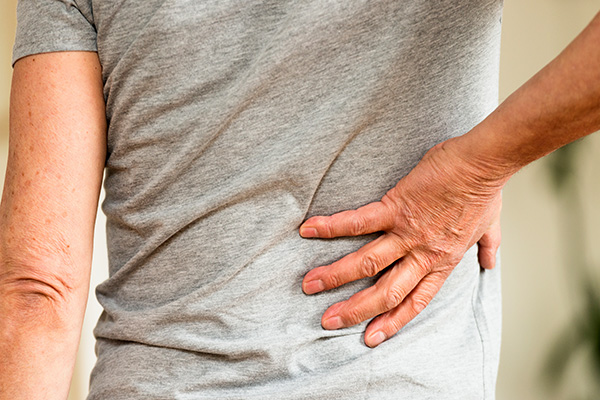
left=12, top=40, right=98, bottom=67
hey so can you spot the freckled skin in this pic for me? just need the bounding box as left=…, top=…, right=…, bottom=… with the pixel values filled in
left=300, top=12, right=600, bottom=348
left=1, top=12, right=600, bottom=400
left=0, top=51, right=106, bottom=400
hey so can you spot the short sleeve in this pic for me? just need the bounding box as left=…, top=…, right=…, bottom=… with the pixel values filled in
left=12, top=0, right=97, bottom=66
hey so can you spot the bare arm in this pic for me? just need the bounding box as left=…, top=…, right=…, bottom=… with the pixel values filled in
left=0, top=52, right=106, bottom=399
left=299, top=12, right=600, bottom=347
left=458, top=11, right=600, bottom=176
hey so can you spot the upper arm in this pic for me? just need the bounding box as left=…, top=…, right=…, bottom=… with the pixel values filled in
left=0, top=51, right=106, bottom=302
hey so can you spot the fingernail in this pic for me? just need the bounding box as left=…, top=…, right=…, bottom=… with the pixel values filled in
left=303, top=279, right=325, bottom=295
left=367, top=331, right=387, bottom=347
left=322, top=316, right=344, bottom=330
left=300, top=227, right=318, bottom=238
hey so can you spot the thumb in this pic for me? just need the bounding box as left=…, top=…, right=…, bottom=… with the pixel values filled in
left=477, top=218, right=501, bottom=270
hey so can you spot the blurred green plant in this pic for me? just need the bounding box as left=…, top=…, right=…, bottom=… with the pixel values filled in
left=542, top=139, right=600, bottom=398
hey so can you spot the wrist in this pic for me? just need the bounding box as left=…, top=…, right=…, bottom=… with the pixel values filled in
left=440, top=123, right=518, bottom=192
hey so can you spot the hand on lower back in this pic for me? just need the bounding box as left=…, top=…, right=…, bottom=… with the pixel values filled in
left=299, top=137, right=504, bottom=347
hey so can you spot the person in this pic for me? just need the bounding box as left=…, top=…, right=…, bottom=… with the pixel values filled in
left=0, top=0, right=598, bottom=398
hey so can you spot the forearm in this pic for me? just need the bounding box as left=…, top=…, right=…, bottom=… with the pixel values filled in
left=456, top=12, right=600, bottom=179
left=0, top=51, right=106, bottom=400
left=0, top=267, right=88, bottom=400
left=299, top=10, right=600, bottom=349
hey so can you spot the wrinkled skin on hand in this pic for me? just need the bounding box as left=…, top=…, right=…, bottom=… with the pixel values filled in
left=299, top=137, right=505, bottom=348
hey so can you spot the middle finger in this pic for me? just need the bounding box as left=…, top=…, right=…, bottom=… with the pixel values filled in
left=302, top=233, right=409, bottom=295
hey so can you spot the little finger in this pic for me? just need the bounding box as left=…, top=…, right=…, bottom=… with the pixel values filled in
left=363, top=270, right=448, bottom=347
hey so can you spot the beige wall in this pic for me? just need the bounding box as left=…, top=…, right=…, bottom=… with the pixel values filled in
left=498, top=1, right=600, bottom=399
left=0, top=0, right=16, bottom=140
left=1, top=1, right=599, bottom=399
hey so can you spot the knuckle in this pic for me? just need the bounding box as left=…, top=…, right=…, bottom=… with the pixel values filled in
left=410, top=255, right=434, bottom=277
left=380, top=196, right=398, bottom=220
left=324, top=272, right=343, bottom=289
left=320, top=219, right=335, bottom=238
left=360, top=253, right=383, bottom=277
left=382, top=285, right=407, bottom=310
left=343, top=307, right=364, bottom=325
left=416, top=259, right=433, bottom=276
left=411, top=294, right=429, bottom=314
left=388, top=318, right=405, bottom=334
left=381, top=314, right=404, bottom=335
left=349, top=215, right=368, bottom=236
left=419, top=246, right=460, bottom=272
left=380, top=193, right=395, bottom=207
left=398, top=203, right=419, bottom=231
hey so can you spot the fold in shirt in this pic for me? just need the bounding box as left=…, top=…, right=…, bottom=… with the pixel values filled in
left=13, top=0, right=504, bottom=398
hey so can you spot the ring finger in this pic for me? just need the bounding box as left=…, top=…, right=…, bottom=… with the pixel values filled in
left=320, top=253, right=427, bottom=330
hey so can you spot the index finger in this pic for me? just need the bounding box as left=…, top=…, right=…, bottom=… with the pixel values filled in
left=299, top=201, right=394, bottom=238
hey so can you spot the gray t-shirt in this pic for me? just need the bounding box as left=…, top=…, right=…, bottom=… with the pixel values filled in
left=13, top=0, right=503, bottom=398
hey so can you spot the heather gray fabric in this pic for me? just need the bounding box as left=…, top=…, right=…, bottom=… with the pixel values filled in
left=13, top=0, right=504, bottom=398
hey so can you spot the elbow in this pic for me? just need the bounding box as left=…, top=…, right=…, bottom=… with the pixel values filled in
left=0, top=259, right=88, bottom=339
left=0, top=262, right=79, bottom=317
left=4, top=275, right=73, bottom=305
